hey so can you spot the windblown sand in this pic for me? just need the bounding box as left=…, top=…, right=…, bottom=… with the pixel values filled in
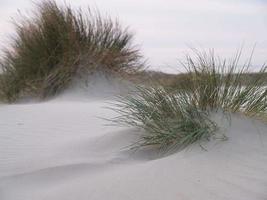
left=0, top=80, right=266, bottom=200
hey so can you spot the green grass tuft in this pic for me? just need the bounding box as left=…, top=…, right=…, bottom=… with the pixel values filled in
left=110, top=86, right=218, bottom=152
left=179, top=50, right=267, bottom=119
left=110, top=50, right=267, bottom=152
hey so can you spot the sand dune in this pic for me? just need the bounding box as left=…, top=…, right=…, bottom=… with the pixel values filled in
left=0, top=83, right=267, bottom=200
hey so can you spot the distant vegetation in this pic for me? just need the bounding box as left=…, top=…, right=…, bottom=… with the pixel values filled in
left=112, top=50, right=267, bottom=153
left=0, top=0, right=144, bottom=102
left=131, top=69, right=267, bottom=88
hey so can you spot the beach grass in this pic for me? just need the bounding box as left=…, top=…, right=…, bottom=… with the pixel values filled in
left=178, top=50, right=267, bottom=118
left=111, top=50, right=267, bottom=152
left=110, top=86, right=218, bottom=152
left=0, top=0, right=143, bottom=102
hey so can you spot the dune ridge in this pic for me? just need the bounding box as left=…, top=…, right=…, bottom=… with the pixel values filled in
left=0, top=81, right=267, bottom=200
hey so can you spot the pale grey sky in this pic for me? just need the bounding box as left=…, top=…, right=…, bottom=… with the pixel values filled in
left=0, top=0, right=267, bottom=72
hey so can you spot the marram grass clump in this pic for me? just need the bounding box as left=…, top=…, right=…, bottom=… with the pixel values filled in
left=178, top=50, right=267, bottom=119
left=110, top=86, right=218, bottom=152
left=0, top=0, right=143, bottom=102
left=111, top=50, right=267, bottom=152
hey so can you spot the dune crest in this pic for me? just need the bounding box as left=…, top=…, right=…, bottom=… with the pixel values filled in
left=53, top=72, right=134, bottom=101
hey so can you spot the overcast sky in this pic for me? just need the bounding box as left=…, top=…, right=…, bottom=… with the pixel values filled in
left=0, top=0, right=267, bottom=73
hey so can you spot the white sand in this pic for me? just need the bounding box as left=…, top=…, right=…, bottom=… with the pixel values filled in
left=0, top=81, right=267, bottom=200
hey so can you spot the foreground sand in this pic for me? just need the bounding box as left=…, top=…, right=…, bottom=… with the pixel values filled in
left=0, top=88, right=267, bottom=200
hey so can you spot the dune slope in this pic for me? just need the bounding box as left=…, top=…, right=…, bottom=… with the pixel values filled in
left=0, top=90, right=267, bottom=200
